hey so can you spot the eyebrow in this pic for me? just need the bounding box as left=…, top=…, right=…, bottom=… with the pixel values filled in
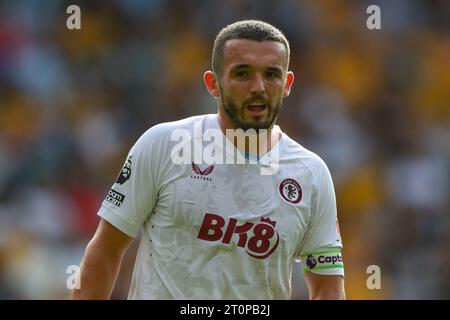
left=266, top=66, right=282, bottom=74
left=230, top=64, right=251, bottom=71
left=230, top=64, right=283, bottom=74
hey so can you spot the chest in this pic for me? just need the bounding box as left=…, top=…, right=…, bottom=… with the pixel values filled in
left=151, top=162, right=314, bottom=257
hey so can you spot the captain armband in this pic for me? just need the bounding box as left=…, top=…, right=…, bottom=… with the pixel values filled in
left=302, top=249, right=344, bottom=273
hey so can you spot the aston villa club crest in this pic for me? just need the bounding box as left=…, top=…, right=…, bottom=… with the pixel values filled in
left=279, top=178, right=302, bottom=204
left=190, top=162, right=214, bottom=181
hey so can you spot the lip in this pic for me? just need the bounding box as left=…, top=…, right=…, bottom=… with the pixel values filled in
left=246, top=104, right=267, bottom=115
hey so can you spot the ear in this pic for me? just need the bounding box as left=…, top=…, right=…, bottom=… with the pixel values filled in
left=204, top=71, right=221, bottom=98
left=283, top=71, right=294, bottom=97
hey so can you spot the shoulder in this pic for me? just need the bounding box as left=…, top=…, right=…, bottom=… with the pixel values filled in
left=134, top=114, right=213, bottom=149
left=282, top=133, right=332, bottom=185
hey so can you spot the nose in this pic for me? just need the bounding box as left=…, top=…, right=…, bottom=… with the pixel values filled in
left=250, top=73, right=266, bottom=95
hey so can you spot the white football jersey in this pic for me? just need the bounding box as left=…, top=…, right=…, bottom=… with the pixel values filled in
left=98, top=114, right=344, bottom=299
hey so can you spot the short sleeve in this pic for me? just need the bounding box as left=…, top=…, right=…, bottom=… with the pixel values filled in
left=97, top=128, right=162, bottom=238
left=297, top=159, right=344, bottom=276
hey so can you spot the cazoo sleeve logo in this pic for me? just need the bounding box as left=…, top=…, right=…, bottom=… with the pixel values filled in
left=197, top=213, right=280, bottom=259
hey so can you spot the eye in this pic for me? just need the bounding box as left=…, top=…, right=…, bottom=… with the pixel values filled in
left=265, top=71, right=279, bottom=78
left=235, top=70, right=248, bottom=77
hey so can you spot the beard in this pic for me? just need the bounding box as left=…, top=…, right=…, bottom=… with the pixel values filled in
left=220, top=89, right=282, bottom=131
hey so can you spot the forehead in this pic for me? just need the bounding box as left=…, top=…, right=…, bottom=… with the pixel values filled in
left=222, top=39, right=287, bottom=71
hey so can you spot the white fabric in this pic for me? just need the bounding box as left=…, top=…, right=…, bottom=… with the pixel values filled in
left=97, top=114, right=343, bottom=299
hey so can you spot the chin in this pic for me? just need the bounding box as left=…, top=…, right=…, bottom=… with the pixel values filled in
left=240, top=121, right=273, bottom=131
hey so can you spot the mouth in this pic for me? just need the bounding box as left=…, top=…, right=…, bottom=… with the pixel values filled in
left=246, top=101, right=267, bottom=115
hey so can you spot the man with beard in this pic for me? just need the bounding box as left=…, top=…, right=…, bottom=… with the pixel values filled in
left=73, top=20, right=345, bottom=300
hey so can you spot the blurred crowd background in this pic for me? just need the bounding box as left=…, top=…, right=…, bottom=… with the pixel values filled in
left=0, top=0, right=449, bottom=299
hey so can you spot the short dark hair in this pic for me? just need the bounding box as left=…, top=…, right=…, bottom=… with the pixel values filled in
left=212, top=20, right=290, bottom=75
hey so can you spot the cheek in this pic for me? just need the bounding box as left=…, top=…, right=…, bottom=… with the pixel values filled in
left=267, top=85, right=284, bottom=101
left=223, top=84, right=246, bottom=101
